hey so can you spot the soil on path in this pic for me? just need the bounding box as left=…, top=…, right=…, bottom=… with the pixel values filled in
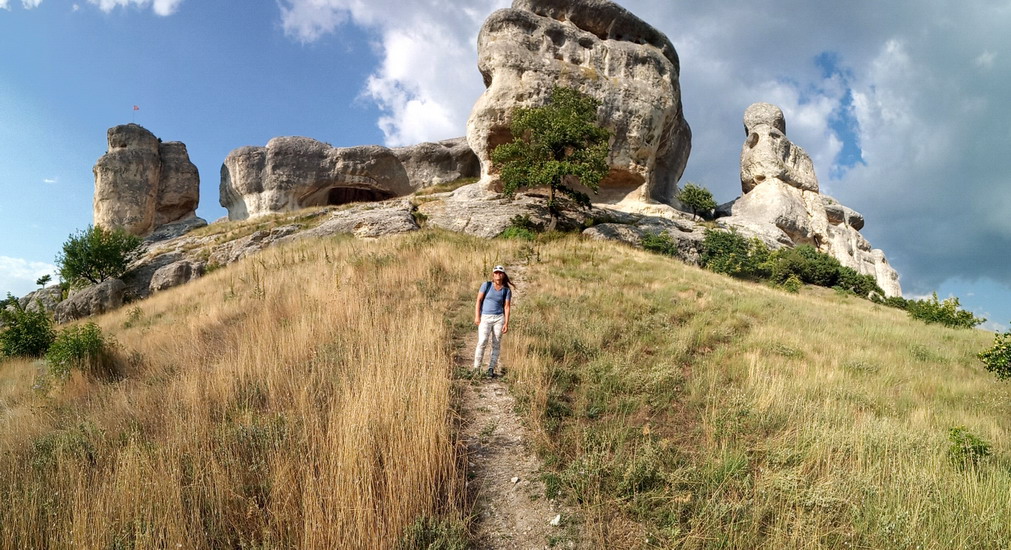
left=457, top=273, right=577, bottom=549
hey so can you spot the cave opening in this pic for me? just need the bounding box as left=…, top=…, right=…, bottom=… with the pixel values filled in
left=325, top=187, right=395, bottom=207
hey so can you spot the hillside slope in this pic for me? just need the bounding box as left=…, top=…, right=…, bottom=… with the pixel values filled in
left=1, top=231, right=1008, bottom=549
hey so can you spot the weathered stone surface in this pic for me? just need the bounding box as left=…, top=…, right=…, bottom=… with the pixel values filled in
left=19, top=287, right=63, bottom=315
left=467, top=0, right=691, bottom=205
left=220, top=137, right=415, bottom=220
left=740, top=103, right=818, bottom=194
left=418, top=184, right=588, bottom=238
left=150, top=260, right=205, bottom=293
left=93, top=124, right=200, bottom=236
left=54, top=279, right=126, bottom=324
left=209, top=225, right=301, bottom=266
left=719, top=103, right=901, bottom=296
left=146, top=215, right=208, bottom=243
left=584, top=216, right=706, bottom=264
left=295, top=199, right=420, bottom=240
left=392, top=138, right=480, bottom=188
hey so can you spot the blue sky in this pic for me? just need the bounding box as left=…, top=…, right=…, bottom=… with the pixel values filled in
left=2, top=0, right=1010, bottom=331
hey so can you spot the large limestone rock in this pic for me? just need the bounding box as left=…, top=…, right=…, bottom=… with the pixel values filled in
left=467, top=0, right=691, bottom=206
left=721, top=103, right=902, bottom=296
left=220, top=137, right=416, bottom=220
left=54, top=279, right=126, bottom=324
left=93, top=124, right=201, bottom=236
left=392, top=138, right=480, bottom=188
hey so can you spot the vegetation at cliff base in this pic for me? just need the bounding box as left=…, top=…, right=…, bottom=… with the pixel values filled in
left=56, top=225, right=143, bottom=287
left=492, top=86, right=610, bottom=224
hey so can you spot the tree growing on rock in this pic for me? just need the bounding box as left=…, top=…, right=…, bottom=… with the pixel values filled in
left=56, top=225, right=143, bottom=288
left=492, top=86, right=610, bottom=229
left=677, top=182, right=716, bottom=220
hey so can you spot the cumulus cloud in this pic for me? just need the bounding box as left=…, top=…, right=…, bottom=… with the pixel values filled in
left=87, top=0, right=183, bottom=16
left=278, top=0, right=1011, bottom=304
left=0, top=256, right=57, bottom=298
left=0, top=0, right=44, bottom=8
left=279, top=0, right=509, bottom=146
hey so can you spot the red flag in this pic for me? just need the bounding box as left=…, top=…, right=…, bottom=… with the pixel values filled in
left=133, top=105, right=140, bottom=111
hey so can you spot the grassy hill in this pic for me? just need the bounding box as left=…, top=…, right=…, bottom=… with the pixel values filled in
left=1, top=229, right=1008, bottom=549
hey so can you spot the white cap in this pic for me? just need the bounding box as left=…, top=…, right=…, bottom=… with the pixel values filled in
left=493, top=265, right=506, bottom=273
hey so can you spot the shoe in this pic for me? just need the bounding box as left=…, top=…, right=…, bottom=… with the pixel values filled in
left=487, top=368, right=496, bottom=378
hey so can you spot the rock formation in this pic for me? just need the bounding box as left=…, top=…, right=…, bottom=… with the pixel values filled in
left=721, top=103, right=901, bottom=296
left=220, top=137, right=480, bottom=220
left=466, top=0, right=691, bottom=206
left=93, top=124, right=202, bottom=236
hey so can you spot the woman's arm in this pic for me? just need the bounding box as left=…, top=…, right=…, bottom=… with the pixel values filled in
left=503, top=299, right=510, bottom=334
left=475, top=290, right=484, bottom=325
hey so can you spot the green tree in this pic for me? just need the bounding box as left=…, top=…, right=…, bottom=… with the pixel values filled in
left=35, top=274, right=52, bottom=288
left=677, top=182, right=717, bottom=220
left=491, top=86, right=610, bottom=228
left=906, top=292, right=984, bottom=329
left=977, top=329, right=1011, bottom=380
left=56, top=225, right=143, bottom=287
left=0, top=293, right=54, bottom=358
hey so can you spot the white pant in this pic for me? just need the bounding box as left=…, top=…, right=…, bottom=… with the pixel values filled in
left=474, top=314, right=505, bottom=370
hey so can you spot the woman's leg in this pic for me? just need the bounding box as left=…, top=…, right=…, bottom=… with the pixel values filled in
left=473, top=315, right=492, bottom=369
left=487, top=315, right=505, bottom=371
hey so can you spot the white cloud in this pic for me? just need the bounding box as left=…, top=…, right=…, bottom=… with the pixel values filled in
left=279, top=0, right=510, bottom=145
left=86, top=0, right=183, bottom=16
left=22, top=0, right=43, bottom=8
left=0, top=256, right=57, bottom=298
left=0, top=1, right=9, bottom=10
left=975, top=50, right=996, bottom=70
left=42, top=177, right=57, bottom=184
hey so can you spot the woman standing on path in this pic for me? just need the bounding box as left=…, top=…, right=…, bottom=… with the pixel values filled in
left=474, top=266, right=513, bottom=377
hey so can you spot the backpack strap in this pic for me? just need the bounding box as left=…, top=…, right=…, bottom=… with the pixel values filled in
left=479, top=281, right=492, bottom=314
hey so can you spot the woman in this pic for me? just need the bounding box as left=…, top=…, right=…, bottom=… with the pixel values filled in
left=474, top=265, right=513, bottom=377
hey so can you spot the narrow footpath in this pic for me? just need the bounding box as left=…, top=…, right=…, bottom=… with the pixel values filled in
left=457, top=269, right=577, bottom=549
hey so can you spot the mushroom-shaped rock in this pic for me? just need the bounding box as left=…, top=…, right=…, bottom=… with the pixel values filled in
left=392, top=137, right=480, bottom=188
left=466, top=0, right=691, bottom=205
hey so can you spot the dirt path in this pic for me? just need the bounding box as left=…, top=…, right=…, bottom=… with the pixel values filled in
left=458, top=269, right=577, bottom=549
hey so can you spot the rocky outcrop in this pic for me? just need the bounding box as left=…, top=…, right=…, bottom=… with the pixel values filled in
left=54, top=279, right=126, bottom=324
left=467, top=0, right=691, bottom=206
left=18, top=287, right=63, bottom=315
left=392, top=138, right=480, bottom=188
left=93, top=124, right=202, bottom=236
left=220, top=137, right=418, bottom=221
left=719, top=103, right=901, bottom=296
left=150, top=260, right=205, bottom=293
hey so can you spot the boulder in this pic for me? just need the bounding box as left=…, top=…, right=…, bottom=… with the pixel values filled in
left=150, top=260, right=205, bottom=293
left=466, top=0, right=691, bottom=205
left=584, top=216, right=706, bottom=264
left=720, top=103, right=901, bottom=296
left=295, top=199, right=420, bottom=239
left=18, top=287, right=63, bottom=315
left=392, top=138, right=480, bottom=188
left=219, top=137, right=415, bottom=220
left=418, top=184, right=591, bottom=238
left=93, top=124, right=200, bottom=236
left=54, top=279, right=126, bottom=324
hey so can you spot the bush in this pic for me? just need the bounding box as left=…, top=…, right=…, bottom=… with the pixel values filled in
left=978, top=329, right=1011, bottom=380
left=499, top=214, right=538, bottom=241
left=700, top=229, right=770, bottom=280
left=0, top=294, right=55, bottom=358
left=677, top=182, right=717, bottom=220
left=947, top=426, right=991, bottom=469
left=906, top=292, right=984, bottom=329
left=45, top=322, right=116, bottom=380
left=641, top=232, right=680, bottom=257
left=56, top=225, right=143, bottom=288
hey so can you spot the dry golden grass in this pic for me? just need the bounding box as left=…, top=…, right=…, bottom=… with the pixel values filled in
left=2, top=231, right=1009, bottom=549
left=0, top=231, right=522, bottom=549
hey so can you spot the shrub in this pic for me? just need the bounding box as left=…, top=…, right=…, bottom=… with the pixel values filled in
left=978, top=329, right=1011, bottom=380
left=700, top=229, right=770, bottom=280
left=396, top=517, right=467, bottom=550
left=781, top=274, right=803, bottom=293
left=677, top=182, right=717, bottom=220
left=45, top=322, right=116, bottom=380
left=641, top=232, right=680, bottom=257
left=947, top=426, right=991, bottom=469
left=56, top=225, right=143, bottom=288
left=906, top=292, right=984, bottom=329
left=0, top=294, right=55, bottom=358
left=499, top=214, right=538, bottom=241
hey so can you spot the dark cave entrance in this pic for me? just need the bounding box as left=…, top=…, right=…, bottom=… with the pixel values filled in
left=326, top=187, right=395, bottom=206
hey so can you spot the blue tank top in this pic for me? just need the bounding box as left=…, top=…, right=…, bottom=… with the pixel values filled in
left=480, top=281, right=511, bottom=315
